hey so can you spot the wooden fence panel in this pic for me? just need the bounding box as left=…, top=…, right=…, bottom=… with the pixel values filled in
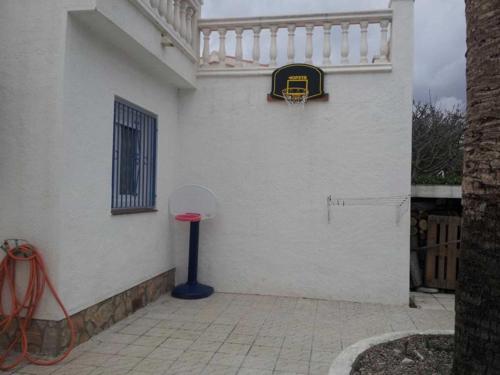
left=425, top=215, right=462, bottom=290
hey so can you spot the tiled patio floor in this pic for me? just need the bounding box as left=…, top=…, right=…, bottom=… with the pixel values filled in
left=14, top=293, right=454, bottom=375
left=411, top=292, right=455, bottom=311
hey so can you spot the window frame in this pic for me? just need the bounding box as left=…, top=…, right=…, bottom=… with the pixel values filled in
left=111, top=97, right=158, bottom=215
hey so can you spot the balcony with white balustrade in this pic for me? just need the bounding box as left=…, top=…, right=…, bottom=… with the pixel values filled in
left=132, top=0, right=203, bottom=63
left=127, top=0, right=410, bottom=83
left=196, top=9, right=393, bottom=76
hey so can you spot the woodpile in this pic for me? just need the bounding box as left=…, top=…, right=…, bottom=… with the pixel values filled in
left=411, top=210, right=429, bottom=250
left=410, top=210, right=429, bottom=288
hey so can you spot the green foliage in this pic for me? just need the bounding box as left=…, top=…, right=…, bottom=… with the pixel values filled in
left=412, top=102, right=466, bottom=185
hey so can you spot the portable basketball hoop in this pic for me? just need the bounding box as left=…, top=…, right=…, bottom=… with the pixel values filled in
left=169, top=185, right=216, bottom=299
left=282, top=88, right=308, bottom=108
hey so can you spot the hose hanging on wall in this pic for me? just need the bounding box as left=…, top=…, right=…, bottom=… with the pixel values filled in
left=0, top=240, right=76, bottom=370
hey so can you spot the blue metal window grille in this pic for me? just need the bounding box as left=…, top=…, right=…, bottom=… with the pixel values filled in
left=112, top=98, right=157, bottom=213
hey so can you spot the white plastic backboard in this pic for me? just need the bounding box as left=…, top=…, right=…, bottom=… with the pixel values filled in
left=169, top=185, right=217, bottom=220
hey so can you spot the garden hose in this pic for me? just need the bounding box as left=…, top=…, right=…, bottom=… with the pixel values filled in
left=0, top=240, right=76, bottom=370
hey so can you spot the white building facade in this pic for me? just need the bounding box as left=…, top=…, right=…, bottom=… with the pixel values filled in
left=0, top=0, right=413, bottom=348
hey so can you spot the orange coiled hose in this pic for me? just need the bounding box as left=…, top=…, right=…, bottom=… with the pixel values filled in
left=0, top=241, right=76, bottom=370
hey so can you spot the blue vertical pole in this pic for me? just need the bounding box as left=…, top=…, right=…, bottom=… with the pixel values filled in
left=172, top=220, right=214, bottom=300
left=187, top=221, right=199, bottom=284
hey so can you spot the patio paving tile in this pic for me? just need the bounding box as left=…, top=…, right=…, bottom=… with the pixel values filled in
left=241, top=355, right=278, bottom=370
left=144, top=327, right=176, bottom=337
left=201, top=365, right=239, bottom=375
left=133, top=358, right=174, bottom=373
left=237, top=369, right=273, bottom=375
left=218, top=343, right=252, bottom=356
left=253, top=336, right=284, bottom=348
left=51, top=364, right=96, bottom=375
left=274, top=359, right=309, bottom=374
left=209, top=353, right=246, bottom=367
left=88, top=342, right=128, bottom=355
left=93, top=333, right=139, bottom=345
left=411, top=292, right=455, bottom=311
left=165, top=362, right=207, bottom=374
left=170, top=329, right=203, bottom=340
left=101, top=355, right=143, bottom=369
left=278, top=348, right=310, bottom=362
left=119, top=326, right=151, bottom=336
left=226, top=334, right=256, bottom=345
left=176, top=350, right=214, bottom=364
left=131, top=335, right=167, bottom=347
left=190, top=339, right=224, bottom=353
left=70, top=352, right=113, bottom=366
left=87, top=367, right=130, bottom=375
left=161, top=338, right=195, bottom=350
left=308, top=362, right=332, bottom=375
left=16, top=365, right=62, bottom=375
left=117, top=345, right=155, bottom=358
left=310, top=351, right=339, bottom=364
left=12, top=292, right=454, bottom=375
left=248, top=346, right=280, bottom=358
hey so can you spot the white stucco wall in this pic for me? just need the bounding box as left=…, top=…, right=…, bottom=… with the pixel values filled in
left=0, top=0, right=69, bottom=318
left=0, top=0, right=188, bottom=320
left=175, top=0, right=414, bottom=305
left=57, top=15, right=180, bottom=318
left=1, top=0, right=414, bottom=320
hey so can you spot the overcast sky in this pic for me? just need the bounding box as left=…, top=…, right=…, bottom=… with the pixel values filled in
left=202, top=0, right=466, bottom=111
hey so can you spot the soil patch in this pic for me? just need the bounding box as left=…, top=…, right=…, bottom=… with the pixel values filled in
left=351, top=334, right=454, bottom=375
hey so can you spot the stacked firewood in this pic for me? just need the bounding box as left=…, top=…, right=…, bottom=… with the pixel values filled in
left=411, top=211, right=429, bottom=250
left=410, top=210, right=429, bottom=288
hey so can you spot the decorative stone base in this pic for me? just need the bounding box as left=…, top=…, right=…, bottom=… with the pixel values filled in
left=1, top=269, right=175, bottom=356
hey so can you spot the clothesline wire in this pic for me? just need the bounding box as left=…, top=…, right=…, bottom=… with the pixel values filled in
left=327, top=195, right=410, bottom=207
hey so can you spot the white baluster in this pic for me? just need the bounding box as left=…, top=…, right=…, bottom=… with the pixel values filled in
left=218, top=28, right=227, bottom=64
left=191, top=9, right=198, bottom=48
left=186, top=8, right=194, bottom=45
left=360, top=21, right=369, bottom=64
left=323, top=23, right=332, bottom=66
left=287, top=24, right=296, bottom=64
left=235, top=27, right=243, bottom=67
left=159, top=0, right=168, bottom=19
left=150, top=0, right=160, bottom=11
left=269, top=26, right=278, bottom=67
left=180, top=1, right=187, bottom=38
left=379, top=20, right=389, bottom=63
left=167, top=0, right=174, bottom=25
left=173, top=0, right=180, bottom=32
left=341, top=22, right=350, bottom=64
left=202, top=28, right=211, bottom=66
left=305, top=24, right=314, bottom=64
left=252, top=26, right=261, bottom=66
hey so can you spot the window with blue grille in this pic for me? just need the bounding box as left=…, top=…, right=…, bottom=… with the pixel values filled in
left=112, top=98, right=157, bottom=213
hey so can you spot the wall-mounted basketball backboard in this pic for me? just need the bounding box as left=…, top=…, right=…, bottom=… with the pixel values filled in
left=268, top=64, right=329, bottom=103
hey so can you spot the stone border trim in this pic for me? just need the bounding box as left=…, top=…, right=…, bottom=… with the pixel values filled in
left=329, top=330, right=454, bottom=375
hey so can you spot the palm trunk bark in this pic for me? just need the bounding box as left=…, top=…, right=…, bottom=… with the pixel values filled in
left=453, top=0, right=500, bottom=374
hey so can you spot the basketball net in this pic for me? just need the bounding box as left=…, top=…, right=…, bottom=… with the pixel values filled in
left=282, top=88, right=308, bottom=110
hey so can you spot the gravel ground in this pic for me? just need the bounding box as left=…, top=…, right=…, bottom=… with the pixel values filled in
left=351, top=335, right=454, bottom=375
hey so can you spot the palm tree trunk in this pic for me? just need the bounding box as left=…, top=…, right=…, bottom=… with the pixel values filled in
left=453, top=0, right=500, bottom=374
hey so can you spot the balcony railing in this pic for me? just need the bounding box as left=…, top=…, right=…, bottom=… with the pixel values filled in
left=131, top=0, right=202, bottom=62
left=198, top=10, right=393, bottom=74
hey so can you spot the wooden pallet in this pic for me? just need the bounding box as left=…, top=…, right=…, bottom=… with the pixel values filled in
left=425, top=215, right=462, bottom=290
